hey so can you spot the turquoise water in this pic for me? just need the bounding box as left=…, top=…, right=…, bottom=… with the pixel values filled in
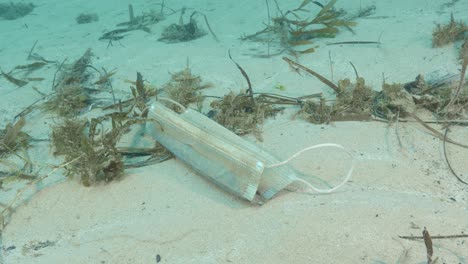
left=1, top=0, right=467, bottom=263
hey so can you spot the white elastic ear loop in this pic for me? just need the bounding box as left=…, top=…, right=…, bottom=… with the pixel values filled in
left=265, top=143, right=354, bottom=194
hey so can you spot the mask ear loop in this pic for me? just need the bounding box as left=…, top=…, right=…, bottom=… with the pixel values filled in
left=265, top=143, right=354, bottom=194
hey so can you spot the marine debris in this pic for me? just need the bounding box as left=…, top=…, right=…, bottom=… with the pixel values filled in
left=158, top=8, right=218, bottom=43
left=432, top=13, right=467, bottom=47
left=210, top=92, right=281, bottom=140
left=0, top=2, right=35, bottom=20
left=0, top=59, right=50, bottom=88
left=0, top=118, right=30, bottom=159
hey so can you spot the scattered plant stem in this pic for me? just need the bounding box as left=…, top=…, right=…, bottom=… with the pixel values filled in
left=326, top=40, right=381, bottom=45
left=197, top=11, right=219, bottom=42
left=399, top=234, right=468, bottom=240
left=443, top=127, right=468, bottom=185
left=283, top=57, right=340, bottom=94
left=349, top=61, right=359, bottom=79
left=228, top=50, right=254, bottom=99
left=27, top=40, right=39, bottom=60
left=409, top=113, right=468, bottom=148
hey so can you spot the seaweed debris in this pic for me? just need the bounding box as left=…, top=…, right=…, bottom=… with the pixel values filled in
left=285, top=55, right=467, bottom=124
left=10, top=61, right=47, bottom=75
left=334, top=77, right=375, bottom=118
left=0, top=118, right=30, bottom=158
left=432, top=13, right=467, bottom=47
left=163, top=65, right=212, bottom=109
left=210, top=91, right=280, bottom=140
left=1, top=69, right=29, bottom=87
left=49, top=71, right=175, bottom=186
left=439, top=39, right=468, bottom=117
left=296, top=77, right=375, bottom=123
left=242, top=0, right=356, bottom=57
left=404, top=41, right=468, bottom=119
left=0, top=117, right=34, bottom=187
left=284, top=58, right=421, bottom=123
left=296, top=97, right=333, bottom=124
left=0, top=2, right=35, bottom=20
left=372, top=82, right=416, bottom=120
left=0, top=60, right=49, bottom=88
left=42, top=49, right=97, bottom=117
left=159, top=8, right=218, bottom=43
left=47, top=70, right=171, bottom=186
left=51, top=115, right=130, bottom=186
left=208, top=52, right=281, bottom=139
left=76, top=12, right=99, bottom=24
left=42, top=84, right=94, bottom=117
left=58, top=48, right=94, bottom=86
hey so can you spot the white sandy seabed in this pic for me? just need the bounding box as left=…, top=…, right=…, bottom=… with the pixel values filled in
left=0, top=0, right=467, bottom=263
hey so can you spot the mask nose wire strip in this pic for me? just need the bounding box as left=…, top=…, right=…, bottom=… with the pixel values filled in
left=154, top=97, right=187, bottom=113
left=265, top=143, right=355, bottom=194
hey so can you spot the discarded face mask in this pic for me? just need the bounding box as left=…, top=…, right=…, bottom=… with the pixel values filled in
left=147, top=100, right=354, bottom=203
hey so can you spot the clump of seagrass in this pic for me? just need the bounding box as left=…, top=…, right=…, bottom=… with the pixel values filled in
left=334, top=77, right=375, bottom=118
left=432, top=13, right=467, bottom=47
left=403, top=74, right=455, bottom=115
left=76, top=12, right=99, bottom=24
left=296, top=97, right=333, bottom=124
left=159, top=8, right=218, bottom=43
left=42, top=49, right=99, bottom=117
left=210, top=92, right=280, bottom=140
left=58, top=48, right=94, bottom=85
left=164, top=65, right=212, bottom=109
left=0, top=117, right=35, bottom=189
left=0, top=118, right=30, bottom=158
left=51, top=113, right=143, bottom=186
left=284, top=57, right=375, bottom=123
left=336, top=73, right=464, bottom=122
left=372, top=83, right=416, bottom=120
left=242, top=0, right=356, bottom=57
left=283, top=57, right=418, bottom=123
left=297, top=77, right=374, bottom=123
